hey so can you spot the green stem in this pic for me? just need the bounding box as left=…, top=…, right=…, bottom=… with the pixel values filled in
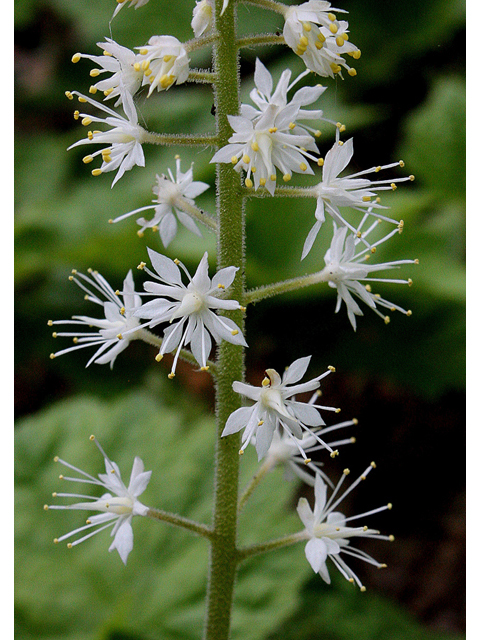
left=237, top=531, right=307, bottom=562
left=147, top=508, right=214, bottom=539
left=240, top=0, right=288, bottom=15
left=174, top=196, right=218, bottom=232
left=203, top=2, right=246, bottom=639
left=238, top=457, right=276, bottom=512
left=142, top=131, right=219, bottom=147
left=236, top=34, right=285, bottom=49
left=246, top=272, right=326, bottom=304
left=187, top=70, right=217, bottom=84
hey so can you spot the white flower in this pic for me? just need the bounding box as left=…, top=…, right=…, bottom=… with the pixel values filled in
left=110, top=156, right=210, bottom=246
left=71, top=39, right=144, bottom=106
left=222, top=356, right=341, bottom=461
left=113, top=0, right=150, bottom=19
left=45, top=435, right=151, bottom=565
left=48, top=268, right=143, bottom=368
left=133, top=250, right=247, bottom=376
left=210, top=103, right=319, bottom=195
left=283, top=2, right=360, bottom=78
left=317, top=223, right=418, bottom=330
left=302, top=137, right=415, bottom=259
left=297, top=466, right=392, bottom=588
left=66, top=88, right=146, bottom=186
left=242, top=58, right=334, bottom=138
left=263, top=410, right=357, bottom=486
left=192, top=0, right=214, bottom=37
left=137, top=36, right=190, bottom=96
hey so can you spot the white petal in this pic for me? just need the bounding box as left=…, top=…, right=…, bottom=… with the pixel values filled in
left=109, top=516, right=134, bottom=565
left=305, top=537, right=329, bottom=574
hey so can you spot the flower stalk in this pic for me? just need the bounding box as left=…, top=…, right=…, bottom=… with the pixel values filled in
left=203, top=1, right=246, bottom=638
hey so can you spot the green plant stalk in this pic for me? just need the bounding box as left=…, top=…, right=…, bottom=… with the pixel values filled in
left=203, top=2, right=246, bottom=639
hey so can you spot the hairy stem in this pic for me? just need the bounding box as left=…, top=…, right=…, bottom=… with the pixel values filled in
left=203, top=2, right=245, bottom=639
left=246, top=272, right=325, bottom=304
left=146, top=508, right=214, bottom=539
left=237, top=531, right=307, bottom=562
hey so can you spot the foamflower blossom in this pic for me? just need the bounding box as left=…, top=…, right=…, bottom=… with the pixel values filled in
left=48, top=268, right=143, bottom=368
left=283, top=2, right=360, bottom=78
left=297, top=465, right=393, bottom=588
left=45, top=435, right=151, bottom=565
left=242, top=58, right=334, bottom=139
left=113, top=0, right=150, bottom=19
left=211, top=95, right=320, bottom=195
left=316, top=223, right=418, bottom=330
left=222, top=356, right=341, bottom=461
left=137, top=36, right=190, bottom=96
left=132, top=249, right=247, bottom=376
left=66, top=88, right=146, bottom=186
left=71, top=39, right=144, bottom=106
left=302, top=136, right=415, bottom=259
left=191, top=0, right=214, bottom=37
left=262, top=409, right=358, bottom=486
left=110, top=156, right=210, bottom=246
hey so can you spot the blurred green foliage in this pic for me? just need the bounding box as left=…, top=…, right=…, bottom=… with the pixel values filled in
left=15, top=0, right=465, bottom=639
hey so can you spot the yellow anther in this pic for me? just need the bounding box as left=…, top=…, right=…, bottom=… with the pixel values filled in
left=409, top=174, right=415, bottom=181
left=362, top=196, right=371, bottom=202
left=314, top=130, right=322, bottom=138
left=348, top=68, right=357, bottom=77
left=91, top=168, right=102, bottom=177
left=251, top=141, right=259, bottom=152
left=231, top=156, right=238, bottom=165
left=81, top=117, right=92, bottom=126
left=336, top=36, right=345, bottom=47
left=71, top=53, right=81, bottom=63
left=329, top=23, right=338, bottom=34
left=77, top=96, right=87, bottom=103
left=371, top=247, right=376, bottom=253
left=257, top=420, right=264, bottom=426
left=89, top=69, right=100, bottom=77
left=315, top=41, right=324, bottom=50
left=370, top=461, right=377, bottom=468
left=151, top=226, right=158, bottom=233
left=119, top=307, right=126, bottom=316
left=231, top=330, right=239, bottom=336
left=52, top=332, right=57, bottom=338
left=384, top=316, right=391, bottom=325
left=317, top=158, right=324, bottom=167
left=296, top=46, right=307, bottom=55
left=375, top=166, right=382, bottom=172
left=242, top=154, right=250, bottom=164
left=328, top=12, right=336, bottom=21
left=244, top=178, right=253, bottom=189
left=43, top=504, right=49, bottom=511
left=350, top=437, right=356, bottom=443
left=268, top=127, right=278, bottom=133
left=65, top=91, right=73, bottom=100
left=72, top=337, right=78, bottom=344
left=360, top=586, right=367, bottom=592
left=270, top=174, right=276, bottom=181
left=104, top=88, right=114, bottom=96
left=174, top=258, right=180, bottom=264
left=141, top=59, right=150, bottom=71
left=288, top=122, right=296, bottom=130
left=240, top=306, right=247, bottom=312
left=299, top=35, right=309, bottom=47
left=73, top=110, right=80, bottom=120
left=299, top=162, right=307, bottom=172
left=283, top=173, right=291, bottom=182
left=259, top=177, right=266, bottom=186
left=414, top=259, right=420, bottom=265
left=133, top=62, right=141, bottom=72
left=82, top=155, right=93, bottom=164
left=239, top=449, right=244, bottom=456
left=160, top=74, right=175, bottom=88
left=390, top=183, right=397, bottom=190
left=335, top=408, right=341, bottom=413
left=155, top=353, right=163, bottom=362
left=399, top=160, right=405, bottom=167
left=328, top=365, right=336, bottom=372
left=302, top=21, right=311, bottom=32
left=163, top=55, right=173, bottom=62
left=200, top=366, right=210, bottom=372
left=168, top=372, right=175, bottom=379
left=330, top=450, right=339, bottom=458
left=389, top=535, right=395, bottom=542
left=343, top=468, right=350, bottom=475
left=89, top=86, right=97, bottom=94
left=261, top=377, right=270, bottom=387
left=139, top=48, right=148, bottom=55
left=407, top=278, right=413, bottom=287
left=103, top=50, right=113, bottom=56
left=144, top=68, right=152, bottom=77
left=352, top=49, right=361, bottom=59
left=343, top=33, right=349, bottom=41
